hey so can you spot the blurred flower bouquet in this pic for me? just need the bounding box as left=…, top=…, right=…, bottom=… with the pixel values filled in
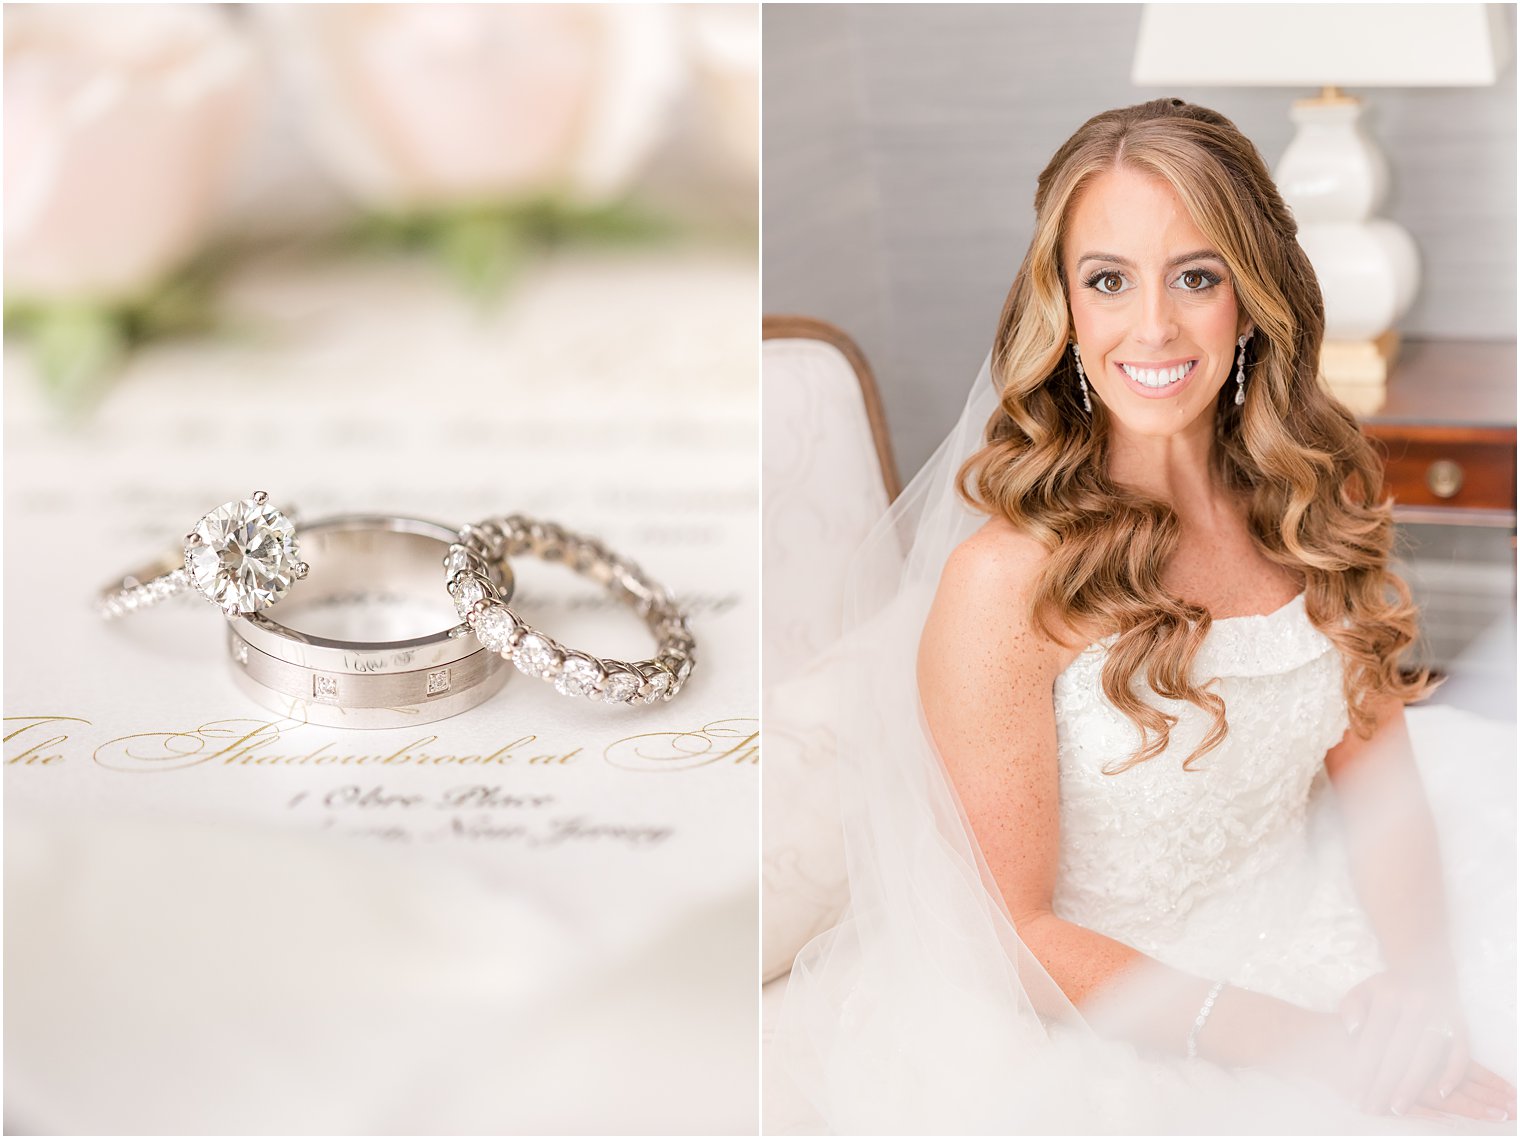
left=4, top=6, right=256, bottom=410
left=4, top=3, right=758, bottom=412
left=265, top=5, right=685, bottom=296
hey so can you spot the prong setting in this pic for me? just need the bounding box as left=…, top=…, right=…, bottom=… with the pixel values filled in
left=181, top=494, right=305, bottom=615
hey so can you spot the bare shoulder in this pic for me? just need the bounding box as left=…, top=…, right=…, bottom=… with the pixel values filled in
left=917, top=518, right=1071, bottom=885
left=938, top=515, right=1047, bottom=595
left=912, top=517, right=1070, bottom=666
left=918, top=518, right=1073, bottom=744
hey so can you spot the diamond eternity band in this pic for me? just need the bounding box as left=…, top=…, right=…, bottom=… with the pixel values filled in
left=447, top=514, right=696, bottom=706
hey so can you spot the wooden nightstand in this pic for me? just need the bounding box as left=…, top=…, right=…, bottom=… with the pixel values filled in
left=1360, top=340, right=1517, bottom=527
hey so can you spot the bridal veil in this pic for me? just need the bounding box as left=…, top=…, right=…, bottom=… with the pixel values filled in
left=767, top=352, right=1516, bottom=1134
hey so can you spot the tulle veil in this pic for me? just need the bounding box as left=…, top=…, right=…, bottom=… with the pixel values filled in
left=770, top=355, right=1088, bottom=1132
left=768, top=355, right=1516, bottom=1135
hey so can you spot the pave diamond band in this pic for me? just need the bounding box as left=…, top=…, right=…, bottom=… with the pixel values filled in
left=227, top=515, right=514, bottom=729
left=447, top=514, right=696, bottom=706
left=98, top=560, right=193, bottom=618
left=100, top=491, right=309, bottom=620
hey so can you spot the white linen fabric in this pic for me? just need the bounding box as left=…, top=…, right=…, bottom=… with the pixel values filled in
left=768, top=357, right=1515, bottom=1135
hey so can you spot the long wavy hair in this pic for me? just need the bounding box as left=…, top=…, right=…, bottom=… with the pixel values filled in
left=959, top=98, right=1432, bottom=772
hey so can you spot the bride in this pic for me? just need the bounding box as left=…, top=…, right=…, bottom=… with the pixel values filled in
left=772, top=99, right=1515, bottom=1133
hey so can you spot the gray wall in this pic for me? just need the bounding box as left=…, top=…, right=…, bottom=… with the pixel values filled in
left=763, top=4, right=1518, bottom=477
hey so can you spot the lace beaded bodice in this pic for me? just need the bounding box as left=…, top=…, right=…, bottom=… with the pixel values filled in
left=1050, top=594, right=1384, bottom=1011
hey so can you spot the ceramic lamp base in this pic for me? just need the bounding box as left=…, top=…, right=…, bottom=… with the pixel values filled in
left=1320, top=330, right=1399, bottom=415
left=1277, top=91, right=1418, bottom=344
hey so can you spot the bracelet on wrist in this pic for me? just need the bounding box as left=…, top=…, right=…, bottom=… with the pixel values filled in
left=1186, top=980, right=1227, bottom=1060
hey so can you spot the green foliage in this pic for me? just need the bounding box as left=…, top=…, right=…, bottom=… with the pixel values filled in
left=350, top=198, right=673, bottom=301
left=4, top=200, right=678, bottom=415
left=4, top=256, right=223, bottom=418
left=27, top=304, right=126, bottom=416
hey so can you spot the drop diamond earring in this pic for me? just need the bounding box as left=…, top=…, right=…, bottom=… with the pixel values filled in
left=1234, top=333, right=1250, bottom=407
left=1072, top=343, right=1092, bottom=413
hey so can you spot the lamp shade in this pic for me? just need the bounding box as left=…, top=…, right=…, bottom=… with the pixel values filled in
left=1132, top=3, right=1510, bottom=87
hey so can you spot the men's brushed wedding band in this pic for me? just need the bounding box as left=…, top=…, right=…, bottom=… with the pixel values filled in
left=227, top=515, right=514, bottom=729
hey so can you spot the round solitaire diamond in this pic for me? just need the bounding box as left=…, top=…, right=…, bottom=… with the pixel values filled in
left=184, top=497, right=301, bottom=615
left=474, top=605, right=514, bottom=653
left=555, top=654, right=601, bottom=698
left=601, top=671, right=639, bottom=705
left=513, top=633, right=557, bottom=678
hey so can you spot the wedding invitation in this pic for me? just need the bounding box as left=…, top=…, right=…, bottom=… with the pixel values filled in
left=4, top=248, right=759, bottom=1134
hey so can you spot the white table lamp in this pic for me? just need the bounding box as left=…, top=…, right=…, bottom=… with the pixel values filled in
left=1132, top=4, right=1509, bottom=409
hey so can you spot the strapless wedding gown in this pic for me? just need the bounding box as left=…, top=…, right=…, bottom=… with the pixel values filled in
left=771, top=590, right=1515, bottom=1134
left=1053, top=592, right=1382, bottom=1013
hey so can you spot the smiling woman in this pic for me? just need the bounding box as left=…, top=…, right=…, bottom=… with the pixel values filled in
left=768, top=97, right=1517, bottom=1134
left=1068, top=170, right=1245, bottom=416
left=958, top=100, right=1431, bottom=774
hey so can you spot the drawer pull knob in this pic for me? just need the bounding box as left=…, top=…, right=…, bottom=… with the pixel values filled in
left=1426, top=460, right=1464, bottom=499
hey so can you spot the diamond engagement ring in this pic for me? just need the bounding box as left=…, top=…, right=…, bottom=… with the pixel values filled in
left=99, top=491, right=308, bottom=619
left=447, top=514, right=695, bottom=706
left=228, top=515, right=515, bottom=729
